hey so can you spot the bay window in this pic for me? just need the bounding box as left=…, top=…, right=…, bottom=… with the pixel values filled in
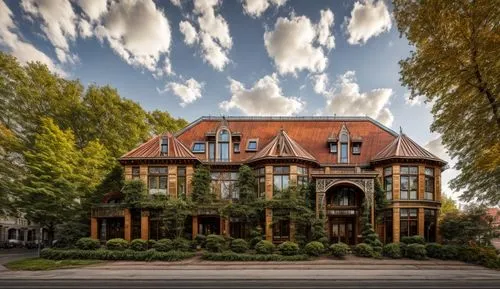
left=148, top=167, right=168, bottom=195
left=384, top=167, right=393, bottom=200
left=400, top=208, right=418, bottom=238
left=273, top=166, right=290, bottom=192
left=424, top=209, right=437, bottom=242
left=400, top=166, right=418, bottom=200
left=177, top=167, right=186, bottom=199
left=425, top=168, right=435, bottom=200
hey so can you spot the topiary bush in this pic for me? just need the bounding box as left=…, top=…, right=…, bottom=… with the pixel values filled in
left=330, top=242, right=350, bottom=258
left=249, top=237, right=262, bottom=249
left=106, top=238, right=129, bottom=251
left=230, top=239, right=249, bottom=253
left=278, top=241, right=299, bottom=256
left=440, top=245, right=459, bottom=260
left=41, top=248, right=195, bottom=261
left=401, top=235, right=425, bottom=245
left=406, top=244, right=427, bottom=260
left=255, top=240, right=275, bottom=255
left=304, top=241, right=324, bottom=257
left=153, top=239, right=173, bottom=252
left=205, top=234, right=227, bottom=253
left=195, top=234, right=207, bottom=248
left=202, top=252, right=309, bottom=261
left=425, top=243, right=442, bottom=259
left=171, top=238, right=191, bottom=252
left=130, top=239, right=148, bottom=251
left=75, top=237, right=100, bottom=250
left=383, top=243, right=402, bottom=259
left=354, top=243, right=374, bottom=258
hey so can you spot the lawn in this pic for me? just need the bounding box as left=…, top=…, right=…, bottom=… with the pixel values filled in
left=5, top=258, right=103, bottom=271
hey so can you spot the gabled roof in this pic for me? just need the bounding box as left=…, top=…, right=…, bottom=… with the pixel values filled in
left=120, top=132, right=197, bottom=160
left=372, top=133, right=446, bottom=165
left=247, top=129, right=317, bottom=164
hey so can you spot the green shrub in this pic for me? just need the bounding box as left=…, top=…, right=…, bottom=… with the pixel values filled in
left=202, top=252, right=309, bottom=261
left=255, top=240, right=275, bottom=255
left=195, top=234, right=206, bottom=248
left=354, top=243, right=374, bottom=258
left=106, top=238, right=129, bottom=251
left=278, top=241, right=299, bottom=256
left=401, top=235, right=425, bottom=245
left=75, top=238, right=100, bottom=250
left=440, top=245, right=459, bottom=260
left=205, top=235, right=227, bottom=253
left=406, top=244, right=427, bottom=260
left=304, top=241, right=324, bottom=257
left=171, top=238, right=191, bottom=252
left=318, top=237, right=329, bottom=248
left=41, top=248, right=194, bottom=261
left=130, top=239, right=148, bottom=251
left=249, top=236, right=262, bottom=249
left=383, top=243, right=402, bottom=259
left=153, top=239, right=173, bottom=252
left=230, top=239, right=249, bottom=253
left=147, top=240, right=157, bottom=249
left=330, top=242, right=350, bottom=258
left=425, top=243, right=442, bottom=259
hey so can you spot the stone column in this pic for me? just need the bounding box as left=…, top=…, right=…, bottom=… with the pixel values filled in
left=418, top=207, right=425, bottom=237
left=124, top=208, right=132, bottom=241
left=168, top=166, right=177, bottom=198
left=139, top=165, right=148, bottom=185
left=265, top=208, right=273, bottom=241
left=141, top=210, right=149, bottom=240
left=265, top=166, right=273, bottom=241
left=192, top=215, right=198, bottom=239
left=90, top=218, right=98, bottom=239
left=124, top=165, right=132, bottom=181
left=393, top=165, right=400, bottom=200
left=289, top=221, right=296, bottom=242
left=393, top=207, right=400, bottom=243
left=186, top=166, right=194, bottom=198
left=289, top=165, right=298, bottom=185
left=418, top=165, right=425, bottom=200
left=435, top=167, right=442, bottom=202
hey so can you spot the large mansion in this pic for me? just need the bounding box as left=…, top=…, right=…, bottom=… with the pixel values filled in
left=90, top=116, right=446, bottom=245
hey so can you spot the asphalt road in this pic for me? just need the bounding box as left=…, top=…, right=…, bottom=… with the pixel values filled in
left=0, top=279, right=499, bottom=289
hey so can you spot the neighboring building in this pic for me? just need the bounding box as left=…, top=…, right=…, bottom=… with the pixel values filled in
left=90, top=116, right=446, bottom=244
left=0, top=215, right=45, bottom=244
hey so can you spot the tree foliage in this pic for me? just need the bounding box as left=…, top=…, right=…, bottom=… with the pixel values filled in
left=393, top=0, right=500, bottom=204
left=191, top=165, right=214, bottom=204
left=439, top=194, right=460, bottom=219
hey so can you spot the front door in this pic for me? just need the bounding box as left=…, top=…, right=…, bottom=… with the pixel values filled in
left=330, top=217, right=355, bottom=245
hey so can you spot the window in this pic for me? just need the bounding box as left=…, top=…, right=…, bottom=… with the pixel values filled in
left=384, top=167, right=393, bottom=200
left=330, top=187, right=356, bottom=206
left=177, top=167, right=186, bottom=199
left=148, top=167, right=168, bottom=195
left=400, top=166, right=418, bottom=200
left=132, top=166, right=140, bottom=180
left=208, top=142, right=215, bottom=161
left=192, top=142, right=205, bottom=153
left=425, top=167, right=435, bottom=200
left=297, top=166, right=308, bottom=186
left=384, top=210, right=393, bottom=243
left=273, top=210, right=290, bottom=242
left=160, top=137, right=168, bottom=155
left=273, top=166, right=290, bottom=192
left=247, top=139, right=258, bottom=151
left=352, top=143, right=361, bottom=154
left=329, top=143, right=337, bottom=153
left=255, top=168, right=266, bottom=198
left=400, top=208, right=418, bottom=238
left=424, top=209, right=437, bottom=242
left=218, top=130, right=229, bottom=162
left=211, top=172, right=239, bottom=200
left=233, top=143, right=240, bottom=153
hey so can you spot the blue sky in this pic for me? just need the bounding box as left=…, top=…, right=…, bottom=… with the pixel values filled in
left=0, top=0, right=458, bottom=198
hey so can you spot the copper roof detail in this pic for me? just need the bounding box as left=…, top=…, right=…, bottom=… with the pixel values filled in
left=248, top=129, right=317, bottom=164
left=372, top=133, right=446, bottom=164
left=120, top=132, right=197, bottom=159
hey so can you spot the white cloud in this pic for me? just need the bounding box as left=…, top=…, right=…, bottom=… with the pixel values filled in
left=170, top=0, right=182, bottom=7
left=264, top=10, right=335, bottom=76
left=220, top=74, right=305, bottom=116
left=242, top=0, right=287, bottom=18
left=345, top=0, right=392, bottom=45
left=315, top=71, right=394, bottom=126
left=161, top=78, right=204, bottom=107
left=404, top=91, right=427, bottom=106
left=21, top=0, right=78, bottom=63
left=0, top=0, right=64, bottom=75
left=311, top=73, right=328, bottom=94
left=179, top=20, right=198, bottom=45
left=76, top=0, right=108, bottom=22
left=424, top=136, right=460, bottom=199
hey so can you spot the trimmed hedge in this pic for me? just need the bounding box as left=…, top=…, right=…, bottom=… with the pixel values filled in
left=406, top=244, right=427, bottom=260
left=206, top=235, right=227, bottom=253
left=106, top=238, right=129, bottom=251
left=153, top=239, right=173, bottom=252
left=171, top=238, right=191, bottom=252
left=130, top=239, right=147, bottom=251
left=425, top=243, right=442, bottom=259
left=255, top=240, right=275, bottom=255
left=230, top=239, right=249, bottom=253
left=76, top=238, right=100, bottom=250
left=202, top=252, right=309, bottom=261
left=440, top=245, right=460, bottom=260
left=353, top=243, right=374, bottom=258
left=195, top=234, right=207, bottom=248
left=401, top=235, right=425, bottom=245
left=41, top=248, right=195, bottom=261
left=304, top=241, right=324, bottom=257
left=383, top=243, right=402, bottom=259
left=330, top=242, right=350, bottom=258
left=278, top=241, right=299, bottom=256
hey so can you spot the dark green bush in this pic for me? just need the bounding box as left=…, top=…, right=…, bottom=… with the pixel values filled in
left=202, top=252, right=309, bottom=261
left=383, top=243, right=402, bottom=259
left=278, top=241, right=299, bottom=256
left=255, top=240, right=275, bottom=255
left=425, top=243, right=442, bottom=259
left=304, top=241, right=324, bottom=257
left=147, top=240, right=157, bottom=249
left=195, top=234, right=206, bottom=248
left=41, top=248, right=194, bottom=261
left=406, top=244, right=427, bottom=260
left=249, top=236, right=262, bottom=249
left=75, top=238, right=100, bottom=250
left=230, top=239, right=249, bottom=253
left=153, top=239, right=173, bottom=252
left=354, top=243, right=374, bottom=258
left=130, top=239, right=148, bottom=251
left=106, top=238, right=129, bottom=251
left=330, top=242, right=350, bottom=258
left=205, top=234, right=227, bottom=253
left=318, top=237, right=329, bottom=248
left=171, top=238, right=191, bottom=252
left=440, top=245, right=459, bottom=260
left=401, top=235, right=425, bottom=245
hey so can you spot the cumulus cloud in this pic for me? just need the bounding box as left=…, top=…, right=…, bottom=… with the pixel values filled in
left=21, top=0, right=78, bottom=63
left=179, top=21, right=198, bottom=45
left=76, top=0, right=108, bottom=22
left=424, top=136, right=459, bottom=198
left=242, top=0, right=287, bottom=18
left=220, top=74, right=305, bottom=116
left=0, top=0, right=64, bottom=75
left=170, top=0, right=182, bottom=7
left=161, top=78, right=204, bottom=107
left=345, top=0, right=392, bottom=45
left=264, top=10, right=335, bottom=76
left=404, top=92, right=427, bottom=106
left=314, top=71, right=394, bottom=126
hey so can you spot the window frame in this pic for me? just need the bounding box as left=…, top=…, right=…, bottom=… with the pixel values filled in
left=384, top=166, right=393, bottom=200
left=400, top=208, right=418, bottom=238
left=233, top=142, right=240, bottom=153
left=424, top=167, right=435, bottom=200
left=400, top=166, right=418, bottom=200
left=217, top=130, right=230, bottom=162
left=148, top=166, right=168, bottom=195
left=255, top=168, right=266, bottom=198
left=273, top=166, right=290, bottom=192
left=329, top=143, right=337, bottom=153
left=131, top=166, right=140, bottom=180
left=177, top=166, right=186, bottom=199
left=352, top=142, right=361, bottom=155
left=246, top=139, right=258, bottom=151
left=160, top=136, right=168, bottom=155
left=192, top=142, right=206, bottom=153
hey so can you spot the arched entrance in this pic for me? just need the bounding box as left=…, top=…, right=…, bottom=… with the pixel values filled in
left=325, top=183, right=366, bottom=245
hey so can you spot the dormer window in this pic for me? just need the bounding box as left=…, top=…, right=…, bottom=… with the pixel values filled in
left=247, top=139, right=258, bottom=151
left=192, top=142, right=205, bottom=153
left=233, top=143, right=240, bottom=153
left=352, top=143, right=361, bottom=155
left=329, top=143, right=337, bottom=153
left=218, top=129, right=230, bottom=161
left=160, top=137, right=168, bottom=155
left=339, top=132, right=349, bottom=163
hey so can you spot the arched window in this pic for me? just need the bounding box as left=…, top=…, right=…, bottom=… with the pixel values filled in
left=218, top=129, right=230, bottom=161
left=339, top=131, right=349, bottom=163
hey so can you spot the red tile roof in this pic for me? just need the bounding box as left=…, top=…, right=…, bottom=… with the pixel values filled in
left=120, top=132, right=197, bottom=160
